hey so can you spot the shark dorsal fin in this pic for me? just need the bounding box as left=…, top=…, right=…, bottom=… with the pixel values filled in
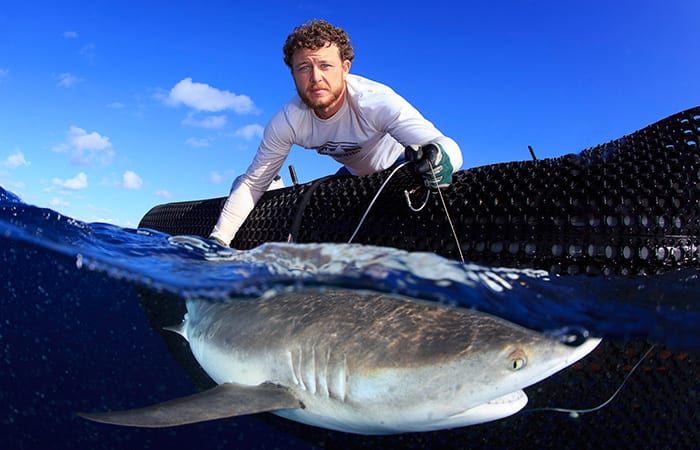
left=79, top=382, right=302, bottom=428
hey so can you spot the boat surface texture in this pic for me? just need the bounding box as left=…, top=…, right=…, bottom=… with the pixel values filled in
left=139, top=106, right=700, bottom=276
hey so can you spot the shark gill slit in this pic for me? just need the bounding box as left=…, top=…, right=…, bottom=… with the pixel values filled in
left=307, top=345, right=317, bottom=394
left=327, top=350, right=347, bottom=403
left=297, top=348, right=307, bottom=391
left=343, top=354, right=348, bottom=403
left=286, top=350, right=299, bottom=386
left=317, top=346, right=330, bottom=398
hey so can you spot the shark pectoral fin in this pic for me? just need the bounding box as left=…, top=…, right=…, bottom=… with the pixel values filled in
left=79, top=382, right=303, bottom=428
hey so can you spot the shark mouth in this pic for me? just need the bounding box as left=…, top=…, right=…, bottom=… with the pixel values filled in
left=446, top=390, right=528, bottom=426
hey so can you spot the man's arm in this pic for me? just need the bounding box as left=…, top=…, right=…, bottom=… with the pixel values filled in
left=386, top=96, right=462, bottom=189
left=381, top=96, right=463, bottom=177
left=209, top=111, right=293, bottom=246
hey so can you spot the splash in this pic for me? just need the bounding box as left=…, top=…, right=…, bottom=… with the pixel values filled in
left=1, top=185, right=699, bottom=348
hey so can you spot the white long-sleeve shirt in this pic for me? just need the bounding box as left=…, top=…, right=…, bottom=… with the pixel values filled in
left=211, top=74, right=463, bottom=245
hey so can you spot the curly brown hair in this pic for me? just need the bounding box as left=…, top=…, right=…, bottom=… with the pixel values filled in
left=283, top=20, right=355, bottom=69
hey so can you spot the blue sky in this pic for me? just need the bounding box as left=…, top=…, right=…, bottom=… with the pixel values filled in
left=1, top=1, right=698, bottom=227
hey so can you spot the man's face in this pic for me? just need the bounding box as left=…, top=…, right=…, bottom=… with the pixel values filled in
left=291, top=43, right=351, bottom=119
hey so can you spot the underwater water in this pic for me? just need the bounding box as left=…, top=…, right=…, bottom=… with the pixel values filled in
left=1, top=185, right=698, bottom=449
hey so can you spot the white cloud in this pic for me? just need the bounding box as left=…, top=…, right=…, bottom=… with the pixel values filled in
left=55, top=72, right=83, bottom=88
left=0, top=68, right=8, bottom=78
left=234, top=124, right=264, bottom=140
left=54, top=126, right=115, bottom=167
left=2, top=151, right=30, bottom=169
left=165, top=78, right=255, bottom=113
left=1, top=179, right=25, bottom=190
left=62, top=31, right=79, bottom=39
left=182, top=113, right=227, bottom=129
left=155, top=189, right=172, bottom=199
left=53, top=172, right=88, bottom=190
left=70, top=126, right=110, bottom=151
left=88, top=203, right=112, bottom=214
left=68, top=125, right=112, bottom=151
left=107, top=101, right=127, bottom=109
left=210, top=171, right=223, bottom=184
left=122, top=170, right=143, bottom=189
left=185, top=137, right=210, bottom=147
left=49, top=197, right=70, bottom=207
left=80, top=43, right=97, bottom=63
left=85, top=204, right=121, bottom=225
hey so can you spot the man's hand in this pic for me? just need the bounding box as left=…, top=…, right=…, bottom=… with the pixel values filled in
left=208, top=235, right=229, bottom=247
left=404, top=143, right=454, bottom=189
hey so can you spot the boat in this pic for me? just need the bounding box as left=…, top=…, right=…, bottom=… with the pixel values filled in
left=139, top=106, right=700, bottom=276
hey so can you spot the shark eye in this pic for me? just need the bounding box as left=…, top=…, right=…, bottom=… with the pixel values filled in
left=508, top=350, right=527, bottom=371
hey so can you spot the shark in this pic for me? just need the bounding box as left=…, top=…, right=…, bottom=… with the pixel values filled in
left=80, top=289, right=601, bottom=434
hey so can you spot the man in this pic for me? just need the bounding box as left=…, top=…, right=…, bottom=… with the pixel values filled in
left=209, top=20, right=463, bottom=246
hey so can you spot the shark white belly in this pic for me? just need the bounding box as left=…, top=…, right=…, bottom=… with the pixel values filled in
left=81, top=289, right=600, bottom=434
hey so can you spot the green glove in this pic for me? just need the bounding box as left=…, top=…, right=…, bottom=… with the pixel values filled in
left=404, top=143, right=453, bottom=189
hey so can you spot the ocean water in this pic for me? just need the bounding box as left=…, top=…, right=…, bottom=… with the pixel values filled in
left=1, top=185, right=699, bottom=449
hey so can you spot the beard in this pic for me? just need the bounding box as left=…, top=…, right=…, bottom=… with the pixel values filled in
left=297, top=82, right=345, bottom=112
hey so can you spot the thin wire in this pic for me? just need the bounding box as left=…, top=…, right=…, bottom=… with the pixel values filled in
left=347, top=162, right=409, bottom=244
left=348, top=161, right=465, bottom=265
left=404, top=188, right=431, bottom=211
left=525, top=344, right=656, bottom=416
left=428, top=162, right=465, bottom=263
